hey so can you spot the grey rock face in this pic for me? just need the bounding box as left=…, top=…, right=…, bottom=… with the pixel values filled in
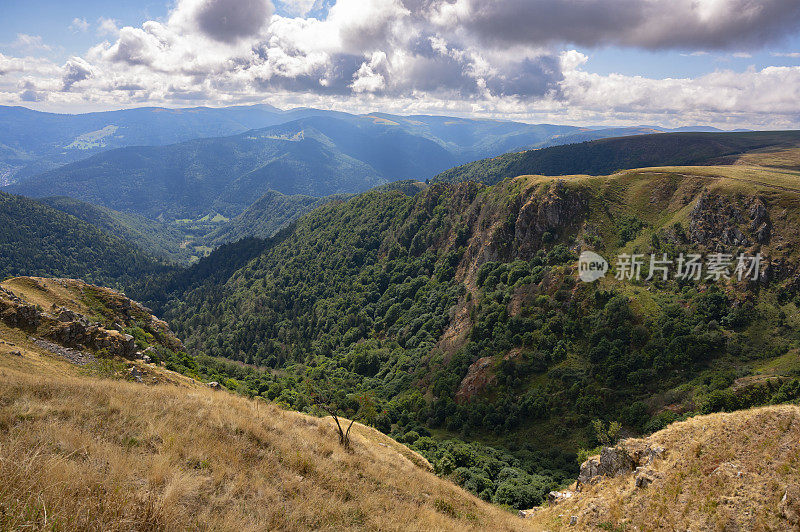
left=578, top=442, right=666, bottom=490
left=514, top=180, right=588, bottom=258
left=689, top=191, right=772, bottom=249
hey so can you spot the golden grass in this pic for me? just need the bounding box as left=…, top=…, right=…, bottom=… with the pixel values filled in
left=733, top=146, right=800, bottom=169
left=1, top=277, right=85, bottom=314
left=0, top=351, right=532, bottom=531
left=529, top=405, right=800, bottom=531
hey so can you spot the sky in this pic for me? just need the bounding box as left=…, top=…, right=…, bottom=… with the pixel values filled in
left=1, top=0, right=800, bottom=129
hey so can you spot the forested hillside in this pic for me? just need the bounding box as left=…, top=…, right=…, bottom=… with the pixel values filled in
left=206, top=191, right=348, bottom=246
left=432, top=130, right=800, bottom=185
left=39, top=196, right=192, bottom=263
left=135, top=153, right=800, bottom=508
left=7, top=131, right=388, bottom=220
left=0, top=192, right=168, bottom=286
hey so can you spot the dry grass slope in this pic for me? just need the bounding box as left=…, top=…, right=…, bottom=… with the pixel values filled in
left=0, top=350, right=532, bottom=531
left=529, top=405, right=800, bottom=531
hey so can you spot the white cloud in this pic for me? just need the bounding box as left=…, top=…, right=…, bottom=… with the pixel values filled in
left=0, top=53, right=27, bottom=75
left=351, top=51, right=388, bottom=93
left=97, top=17, right=121, bottom=37
left=554, top=55, right=800, bottom=127
left=4, top=0, right=800, bottom=129
left=772, top=52, right=800, bottom=58
left=70, top=18, right=90, bottom=33
left=11, top=34, right=51, bottom=51
left=733, top=52, right=752, bottom=58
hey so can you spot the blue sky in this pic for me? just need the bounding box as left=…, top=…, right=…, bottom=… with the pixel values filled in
left=1, top=0, right=800, bottom=128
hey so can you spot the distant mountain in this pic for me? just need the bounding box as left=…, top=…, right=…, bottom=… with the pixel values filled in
left=6, top=114, right=576, bottom=222
left=0, top=191, right=166, bottom=285
left=7, top=126, right=389, bottom=221
left=432, top=130, right=800, bottom=185
left=358, top=113, right=580, bottom=161
left=0, top=104, right=571, bottom=186
left=1, top=102, right=754, bottom=188
left=532, top=126, right=690, bottom=148
left=0, top=104, right=305, bottom=184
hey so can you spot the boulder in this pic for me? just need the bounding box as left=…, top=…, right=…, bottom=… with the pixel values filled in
left=207, top=381, right=221, bottom=390
left=600, top=446, right=636, bottom=477
left=634, top=467, right=660, bottom=489
left=577, top=457, right=602, bottom=488
left=120, top=333, right=136, bottom=357
left=547, top=490, right=574, bottom=505
left=578, top=444, right=645, bottom=489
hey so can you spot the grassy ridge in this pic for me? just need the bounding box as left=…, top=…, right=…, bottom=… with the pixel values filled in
left=529, top=405, right=800, bottom=530
left=431, top=131, right=800, bottom=185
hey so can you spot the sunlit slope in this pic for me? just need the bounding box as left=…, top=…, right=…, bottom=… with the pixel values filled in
left=0, top=280, right=531, bottom=531
left=527, top=405, right=800, bottom=531
left=431, top=130, right=800, bottom=185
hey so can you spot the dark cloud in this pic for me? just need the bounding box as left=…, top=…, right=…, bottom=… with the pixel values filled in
left=19, top=80, right=47, bottom=102
left=484, top=56, right=563, bottom=97
left=62, top=58, right=93, bottom=91
left=190, top=0, right=274, bottom=43
left=457, top=0, right=800, bottom=50
left=105, top=29, right=156, bottom=66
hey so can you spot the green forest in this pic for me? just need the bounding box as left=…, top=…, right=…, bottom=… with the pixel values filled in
left=123, top=171, right=800, bottom=508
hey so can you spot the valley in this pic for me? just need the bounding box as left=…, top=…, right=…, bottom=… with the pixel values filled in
left=2, top=122, right=800, bottom=529
left=5, top=0, right=800, bottom=527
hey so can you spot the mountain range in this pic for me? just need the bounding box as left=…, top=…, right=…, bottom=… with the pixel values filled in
left=2, top=120, right=800, bottom=527
left=1, top=102, right=740, bottom=191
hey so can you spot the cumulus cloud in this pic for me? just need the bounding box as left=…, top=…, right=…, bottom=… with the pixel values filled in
left=4, top=0, right=800, bottom=128
left=70, top=18, right=90, bottom=33
left=0, top=53, right=27, bottom=76
left=19, top=80, right=48, bottom=102
left=170, top=0, right=274, bottom=43
left=62, top=57, right=94, bottom=91
left=554, top=52, right=800, bottom=126
left=433, top=0, right=800, bottom=50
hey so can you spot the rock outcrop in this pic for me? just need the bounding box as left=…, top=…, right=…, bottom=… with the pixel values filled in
left=513, top=180, right=588, bottom=258
left=454, top=356, right=495, bottom=403
left=689, top=191, right=771, bottom=249
left=0, top=277, right=185, bottom=364
left=577, top=442, right=666, bottom=490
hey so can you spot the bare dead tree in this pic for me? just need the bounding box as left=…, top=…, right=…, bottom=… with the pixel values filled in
left=307, top=383, right=358, bottom=449
left=312, top=396, right=357, bottom=449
